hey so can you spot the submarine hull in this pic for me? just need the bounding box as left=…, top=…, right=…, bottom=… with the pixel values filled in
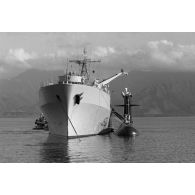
left=114, top=123, right=138, bottom=136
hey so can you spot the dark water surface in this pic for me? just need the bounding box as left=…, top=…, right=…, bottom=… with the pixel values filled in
left=0, top=117, right=195, bottom=162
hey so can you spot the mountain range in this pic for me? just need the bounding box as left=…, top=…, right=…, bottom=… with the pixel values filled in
left=0, top=69, right=195, bottom=117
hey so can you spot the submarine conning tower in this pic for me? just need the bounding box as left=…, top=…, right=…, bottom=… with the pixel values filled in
left=113, top=88, right=139, bottom=136
left=122, top=88, right=133, bottom=125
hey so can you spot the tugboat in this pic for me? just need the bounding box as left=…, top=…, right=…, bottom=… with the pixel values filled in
left=33, top=113, right=49, bottom=130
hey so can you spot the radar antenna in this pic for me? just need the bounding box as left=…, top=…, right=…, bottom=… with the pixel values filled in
left=69, top=48, right=101, bottom=79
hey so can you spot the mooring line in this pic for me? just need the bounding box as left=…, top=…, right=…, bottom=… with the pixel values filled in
left=56, top=95, right=80, bottom=141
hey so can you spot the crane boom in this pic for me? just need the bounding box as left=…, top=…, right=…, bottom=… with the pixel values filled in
left=97, top=70, right=128, bottom=88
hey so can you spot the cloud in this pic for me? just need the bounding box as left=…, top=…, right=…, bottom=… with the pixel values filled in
left=3, top=40, right=195, bottom=79
left=7, top=48, right=37, bottom=62
left=111, top=40, right=195, bottom=71
left=147, top=40, right=180, bottom=64
left=93, top=46, right=116, bottom=57
left=0, top=66, right=5, bottom=73
left=146, top=40, right=195, bottom=65
left=178, top=44, right=195, bottom=56
left=3, top=48, right=38, bottom=69
left=148, top=40, right=174, bottom=49
left=43, top=49, right=68, bottom=58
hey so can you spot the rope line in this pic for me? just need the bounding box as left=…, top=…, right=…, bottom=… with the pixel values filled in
left=56, top=95, right=80, bottom=140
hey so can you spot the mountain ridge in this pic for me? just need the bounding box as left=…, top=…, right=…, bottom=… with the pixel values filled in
left=1, top=69, right=195, bottom=117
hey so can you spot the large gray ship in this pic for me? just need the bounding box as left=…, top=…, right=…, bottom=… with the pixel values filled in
left=39, top=49, right=127, bottom=138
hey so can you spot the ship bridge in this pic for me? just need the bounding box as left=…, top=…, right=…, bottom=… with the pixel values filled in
left=58, top=74, right=85, bottom=84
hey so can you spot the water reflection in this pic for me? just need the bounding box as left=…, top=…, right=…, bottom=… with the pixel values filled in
left=40, top=133, right=137, bottom=163
left=108, top=135, right=136, bottom=162
left=40, top=134, right=69, bottom=163
left=88, top=134, right=137, bottom=162
left=1, top=117, right=195, bottom=162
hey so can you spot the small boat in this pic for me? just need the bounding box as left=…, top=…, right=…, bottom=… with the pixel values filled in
left=33, top=113, right=49, bottom=130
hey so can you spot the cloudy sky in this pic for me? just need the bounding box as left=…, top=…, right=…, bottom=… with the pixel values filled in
left=1, top=32, right=195, bottom=78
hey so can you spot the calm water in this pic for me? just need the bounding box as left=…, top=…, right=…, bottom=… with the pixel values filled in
left=0, top=117, right=195, bottom=162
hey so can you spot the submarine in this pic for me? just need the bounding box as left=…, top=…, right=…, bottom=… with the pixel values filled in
left=113, top=88, right=139, bottom=137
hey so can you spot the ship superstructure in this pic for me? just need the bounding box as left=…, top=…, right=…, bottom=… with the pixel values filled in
left=39, top=49, right=128, bottom=138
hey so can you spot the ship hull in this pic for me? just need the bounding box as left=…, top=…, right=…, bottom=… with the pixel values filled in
left=39, top=84, right=111, bottom=138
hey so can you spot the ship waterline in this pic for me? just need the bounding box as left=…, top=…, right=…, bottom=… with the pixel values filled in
left=39, top=84, right=111, bottom=137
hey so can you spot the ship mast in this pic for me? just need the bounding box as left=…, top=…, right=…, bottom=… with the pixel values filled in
left=69, top=49, right=101, bottom=79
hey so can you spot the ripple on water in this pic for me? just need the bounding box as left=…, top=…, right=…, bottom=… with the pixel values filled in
left=0, top=117, right=195, bottom=162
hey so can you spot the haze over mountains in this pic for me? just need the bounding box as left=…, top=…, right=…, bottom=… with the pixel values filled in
left=111, top=71, right=195, bottom=116
left=1, top=33, right=195, bottom=117
left=0, top=68, right=195, bottom=117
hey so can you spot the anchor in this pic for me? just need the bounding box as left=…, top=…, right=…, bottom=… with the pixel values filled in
left=113, top=88, right=139, bottom=137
